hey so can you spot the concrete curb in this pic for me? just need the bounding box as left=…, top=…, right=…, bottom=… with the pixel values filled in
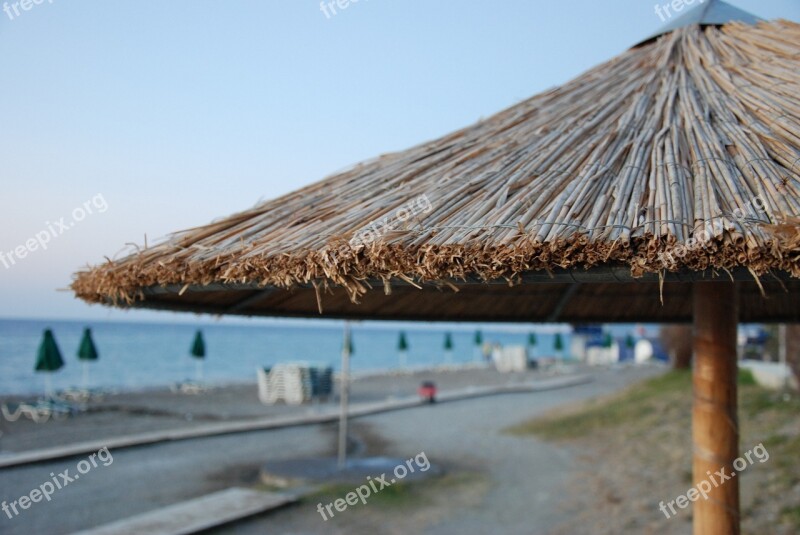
left=71, top=487, right=298, bottom=535
left=0, top=374, right=591, bottom=469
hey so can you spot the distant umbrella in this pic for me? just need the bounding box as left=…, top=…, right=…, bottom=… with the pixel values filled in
left=397, top=331, right=408, bottom=368
left=36, top=329, right=64, bottom=372
left=190, top=330, right=206, bottom=359
left=473, top=330, right=483, bottom=362
left=77, top=328, right=99, bottom=389
left=603, top=332, right=614, bottom=349
left=554, top=333, right=564, bottom=352
left=444, top=332, right=453, bottom=363
left=625, top=334, right=636, bottom=349
left=35, top=329, right=64, bottom=398
left=77, top=328, right=99, bottom=361
left=190, top=330, right=206, bottom=382
left=398, top=332, right=408, bottom=351
left=343, top=331, right=354, bottom=356
left=526, top=331, right=538, bottom=362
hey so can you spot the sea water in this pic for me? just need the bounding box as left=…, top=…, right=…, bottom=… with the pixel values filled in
left=0, top=318, right=572, bottom=395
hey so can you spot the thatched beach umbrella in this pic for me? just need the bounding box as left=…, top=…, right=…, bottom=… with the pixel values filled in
left=73, top=3, right=800, bottom=532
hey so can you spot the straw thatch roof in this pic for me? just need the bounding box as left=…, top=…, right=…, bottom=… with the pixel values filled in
left=73, top=19, right=800, bottom=322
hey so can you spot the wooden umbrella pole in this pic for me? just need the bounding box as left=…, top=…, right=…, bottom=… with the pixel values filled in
left=692, top=282, right=739, bottom=534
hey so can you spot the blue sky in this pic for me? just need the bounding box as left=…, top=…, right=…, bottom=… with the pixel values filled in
left=0, top=0, right=798, bottom=322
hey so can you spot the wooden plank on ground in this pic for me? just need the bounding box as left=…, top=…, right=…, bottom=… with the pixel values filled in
left=72, top=487, right=297, bottom=535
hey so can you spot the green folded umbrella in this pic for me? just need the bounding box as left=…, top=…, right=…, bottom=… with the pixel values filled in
left=190, top=330, right=206, bottom=359
left=78, top=328, right=99, bottom=361
left=35, top=329, right=64, bottom=372
left=190, top=330, right=207, bottom=383
left=554, top=333, right=564, bottom=352
left=397, top=331, right=408, bottom=367
left=442, top=332, right=454, bottom=363
left=474, top=330, right=482, bottom=346
left=398, top=332, right=408, bottom=351
left=343, top=332, right=354, bottom=355
left=625, top=333, right=636, bottom=349
left=36, top=329, right=64, bottom=399
left=528, top=332, right=537, bottom=346
left=78, top=327, right=99, bottom=389
left=602, top=332, right=613, bottom=349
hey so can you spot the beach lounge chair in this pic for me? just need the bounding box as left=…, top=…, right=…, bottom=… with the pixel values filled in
left=1, top=402, right=23, bottom=422
left=58, top=387, right=108, bottom=403
left=2, top=399, right=74, bottom=423
left=169, top=380, right=212, bottom=395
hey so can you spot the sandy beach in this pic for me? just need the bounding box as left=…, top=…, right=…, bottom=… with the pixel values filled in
left=0, top=364, right=560, bottom=454
left=0, top=363, right=664, bottom=534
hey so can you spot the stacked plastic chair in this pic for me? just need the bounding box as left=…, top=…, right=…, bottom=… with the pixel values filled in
left=257, top=362, right=333, bottom=405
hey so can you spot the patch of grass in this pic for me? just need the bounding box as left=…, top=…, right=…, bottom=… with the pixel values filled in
left=781, top=505, right=800, bottom=526
left=764, top=434, right=800, bottom=488
left=305, top=482, right=361, bottom=501
left=507, top=370, right=692, bottom=440
left=509, top=366, right=800, bottom=532
left=363, top=482, right=416, bottom=506
left=509, top=369, right=786, bottom=441
left=681, top=469, right=693, bottom=485
left=741, top=387, right=800, bottom=417
left=301, top=472, right=469, bottom=510
left=763, top=433, right=790, bottom=449
left=738, top=385, right=800, bottom=530
left=307, top=480, right=418, bottom=507
left=737, top=368, right=757, bottom=386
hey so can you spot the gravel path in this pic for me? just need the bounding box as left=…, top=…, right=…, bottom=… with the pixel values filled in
left=208, top=364, right=663, bottom=535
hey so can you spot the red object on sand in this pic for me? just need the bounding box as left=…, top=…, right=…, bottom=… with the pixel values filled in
left=418, top=381, right=437, bottom=403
